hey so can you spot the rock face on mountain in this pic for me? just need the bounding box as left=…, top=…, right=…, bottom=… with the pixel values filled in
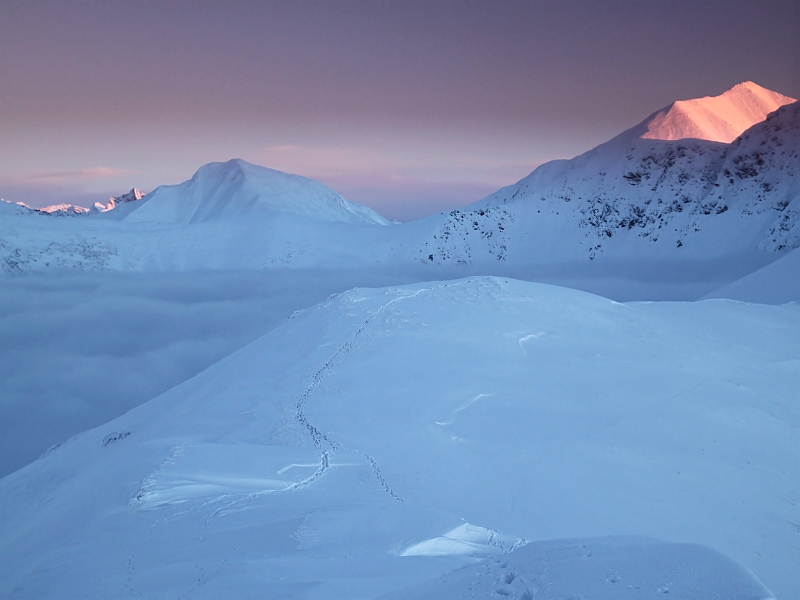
left=123, top=159, right=389, bottom=225
left=418, top=85, right=798, bottom=267
left=92, top=188, right=146, bottom=213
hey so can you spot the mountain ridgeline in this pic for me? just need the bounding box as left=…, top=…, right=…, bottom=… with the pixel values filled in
left=0, top=82, right=797, bottom=300
left=419, top=83, right=798, bottom=265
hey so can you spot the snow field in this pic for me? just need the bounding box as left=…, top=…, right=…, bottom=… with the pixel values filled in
left=0, top=277, right=796, bottom=598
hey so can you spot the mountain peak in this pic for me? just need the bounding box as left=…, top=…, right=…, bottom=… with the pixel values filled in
left=124, top=159, right=389, bottom=225
left=640, top=81, right=796, bottom=143
left=90, top=188, right=146, bottom=214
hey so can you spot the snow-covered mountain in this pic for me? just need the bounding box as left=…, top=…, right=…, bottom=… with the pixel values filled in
left=1, top=278, right=795, bottom=598
left=2, top=83, right=799, bottom=600
left=417, top=84, right=798, bottom=271
left=0, top=200, right=91, bottom=216
left=0, top=199, right=36, bottom=216
left=0, top=188, right=145, bottom=218
left=91, top=187, right=146, bottom=213
left=703, top=246, right=800, bottom=304
left=0, top=160, right=395, bottom=274
left=640, top=80, right=794, bottom=143
left=0, top=83, right=797, bottom=302
left=123, top=159, right=389, bottom=225
left=35, top=203, right=91, bottom=216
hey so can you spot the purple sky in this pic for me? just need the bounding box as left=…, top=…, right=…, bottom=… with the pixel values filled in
left=1, top=1, right=798, bottom=221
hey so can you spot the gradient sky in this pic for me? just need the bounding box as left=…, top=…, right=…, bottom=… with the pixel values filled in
left=1, top=1, right=798, bottom=221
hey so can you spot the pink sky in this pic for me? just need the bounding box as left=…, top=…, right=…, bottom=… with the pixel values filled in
left=1, top=1, right=797, bottom=221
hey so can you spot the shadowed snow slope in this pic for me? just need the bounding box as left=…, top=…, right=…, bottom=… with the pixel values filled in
left=1, top=278, right=796, bottom=599
left=640, top=81, right=795, bottom=143
left=123, top=159, right=389, bottom=225
left=703, top=246, right=800, bottom=303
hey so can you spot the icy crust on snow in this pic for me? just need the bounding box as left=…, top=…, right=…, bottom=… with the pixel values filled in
left=0, top=278, right=796, bottom=599
left=641, top=81, right=795, bottom=143
left=123, top=159, right=389, bottom=225
left=382, top=536, right=776, bottom=600
left=420, top=98, right=800, bottom=265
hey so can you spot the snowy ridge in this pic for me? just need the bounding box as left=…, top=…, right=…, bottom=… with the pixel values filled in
left=91, top=188, right=145, bottom=214
left=35, top=203, right=91, bottom=216
left=0, top=199, right=36, bottom=216
left=0, top=83, right=798, bottom=303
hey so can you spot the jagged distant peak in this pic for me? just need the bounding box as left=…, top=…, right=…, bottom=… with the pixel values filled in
left=116, top=188, right=145, bottom=202
left=640, top=81, right=796, bottom=143
left=93, top=188, right=146, bottom=213
left=36, top=203, right=91, bottom=216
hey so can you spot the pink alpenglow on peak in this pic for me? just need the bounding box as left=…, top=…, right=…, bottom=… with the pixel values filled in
left=92, top=188, right=146, bottom=213
left=641, top=81, right=796, bottom=143
left=37, top=203, right=91, bottom=215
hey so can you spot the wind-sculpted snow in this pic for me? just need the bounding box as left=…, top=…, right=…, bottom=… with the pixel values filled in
left=382, top=536, right=776, bottom=600
left=718, top=101, right=800, bottom=251
left=0, top=278, right=796, bottom=599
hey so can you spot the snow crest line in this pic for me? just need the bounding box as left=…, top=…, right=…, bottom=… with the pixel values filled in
left=197, top=280, right=479, bottom=518
left=293, top=278, right=481, bottom=502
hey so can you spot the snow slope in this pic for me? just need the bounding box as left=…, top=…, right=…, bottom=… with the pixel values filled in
left=703, top=246, right=800, bottom=304
left=123, top=159, right=389, bottom=225
left=1, top=278, right=796, bottom=599
left=381, top=536, right=774, bottom=600
left=91, top=187, right=145, bottom=213
left=641, top=81, right=795, bottom=143
left=0, top=269, right=433, bottom=478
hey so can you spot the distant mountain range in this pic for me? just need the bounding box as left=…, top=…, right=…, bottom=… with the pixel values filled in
left=2, top=82, right=799, bottom=600
left=0, top=81, right=797, bottom=301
